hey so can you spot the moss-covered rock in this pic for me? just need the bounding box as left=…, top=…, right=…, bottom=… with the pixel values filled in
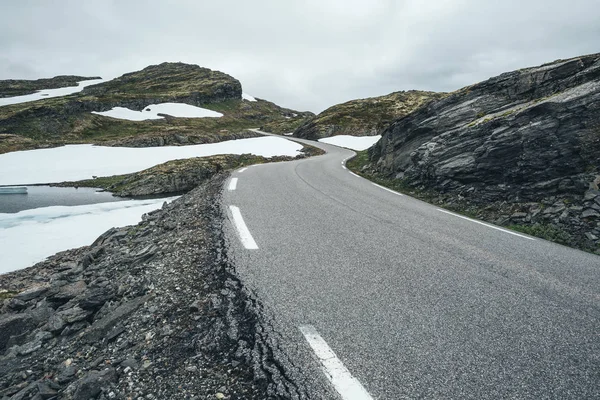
left=293, top=90, right=445, bottom=140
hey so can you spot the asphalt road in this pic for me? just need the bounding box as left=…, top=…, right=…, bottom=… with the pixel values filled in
left=222, top=135, right=600, bottom=399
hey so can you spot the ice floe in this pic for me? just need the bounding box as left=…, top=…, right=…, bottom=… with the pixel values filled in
left=0, top=136, right=303, bottom=185
left=319, top=135, right=381, bottom=151
left=92, top=102, right=223, bottom=121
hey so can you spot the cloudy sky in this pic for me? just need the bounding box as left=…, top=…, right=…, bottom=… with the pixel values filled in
left=1, top=0, right=598, bottom=112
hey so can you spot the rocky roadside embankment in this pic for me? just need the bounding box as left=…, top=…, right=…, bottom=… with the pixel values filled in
left=0, top=175, right=300, bottom=399
left=365, top=53, right=600, bottom=253
left=52, top=146, right=324, bottom=197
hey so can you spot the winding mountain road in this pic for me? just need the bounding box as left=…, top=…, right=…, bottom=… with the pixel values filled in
left=222, top=134, right=600, bottom=399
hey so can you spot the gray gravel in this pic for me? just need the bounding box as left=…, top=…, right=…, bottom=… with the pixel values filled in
left=223, top=138, right=600, bottom=399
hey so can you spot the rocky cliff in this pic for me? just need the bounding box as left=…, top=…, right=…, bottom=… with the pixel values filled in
left=293, top=90, right=444, bottom=140
left=366, top=53, right=600, bottom=252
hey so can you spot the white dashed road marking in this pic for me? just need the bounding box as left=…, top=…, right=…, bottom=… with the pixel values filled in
left=300, top=325, right=374, bottom=400
left=437, top=209, right=535, bottom=240
left=229, top=206, right=258, bottom=249
left=228, top=178, right=238, bottom=191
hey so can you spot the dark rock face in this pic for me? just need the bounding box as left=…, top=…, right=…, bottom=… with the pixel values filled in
left=371, top=53, right=600, bottom=203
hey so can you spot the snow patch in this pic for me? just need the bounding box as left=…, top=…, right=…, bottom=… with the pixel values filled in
left=92, top=102, right=223, bottom=121
left=0, top=197, right=177, bottom=273
left=319, top=135, right=381, bottom=151
left=0, top=137, right=303, bottom=185
left=242, top=93, right=257, bottom=102
left=0, top=79, right=106, bottom=107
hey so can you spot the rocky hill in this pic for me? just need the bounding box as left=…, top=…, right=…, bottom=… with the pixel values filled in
left=0, top=76, right=101, bottom=98
left=363, top=53, right=600, bottom=252
left=293, top=90, right=444, bottom=140
left=0, top=63, right=313, bottom=154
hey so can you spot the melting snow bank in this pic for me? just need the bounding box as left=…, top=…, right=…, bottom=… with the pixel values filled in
left=319, top=135, right=381, bottom=151
left=92, top=102, right=223, bottom=121
left=0, top=197, right=177, bottom=273
left=0, top=79, right=106, bottom=107
left=242, top=93, right=257, bottom=102
left=0, top=136, right=303, bottom=185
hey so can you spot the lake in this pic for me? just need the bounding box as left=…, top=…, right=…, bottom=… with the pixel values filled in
left=0, top=185, right=126, bottom=213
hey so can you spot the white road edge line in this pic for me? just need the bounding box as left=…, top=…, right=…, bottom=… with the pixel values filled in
left=300, top=325, right=374, bottom=400
left=371, top=182, right=403, bottom=196
left=228, top=177, right=238, bottom=191
left=342, top=166, right=347, bottom=170
left=238, top=167, right=248, bottom=173
left=437, top=209, right=535, bottom=240
left=229, top=206, right=259, bottom=249
left=348, top=171, right=360, bottom=178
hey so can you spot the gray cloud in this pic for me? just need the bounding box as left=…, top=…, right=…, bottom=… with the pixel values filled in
left=0, top=0, right=598, bottom=112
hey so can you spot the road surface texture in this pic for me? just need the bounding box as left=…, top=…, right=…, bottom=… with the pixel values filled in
left=223, top=134, right=600, bottom=399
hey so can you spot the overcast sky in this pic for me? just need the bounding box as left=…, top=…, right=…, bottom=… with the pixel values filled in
left=0, top=0, right=598, bottom=112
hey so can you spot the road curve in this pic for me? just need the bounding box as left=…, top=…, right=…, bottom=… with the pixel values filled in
left=222, top=134, right=600, bottom=399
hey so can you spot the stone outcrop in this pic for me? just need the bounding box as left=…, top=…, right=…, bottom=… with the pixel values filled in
left=293, top=90, right=445, bottom=140
left=367, top=53, right=600, bottom=252
left=52, top=146, right=323, bottom=197
left=81, top=62, right=242, bottom=110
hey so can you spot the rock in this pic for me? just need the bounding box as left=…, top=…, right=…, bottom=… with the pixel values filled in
left=582, top=209, right=600, bottom=219
left=46, top=314, right=66, bottom=334
left=510, top=212, right=528, bottom=219
left=17, top=340, right=42, bottom=355
left=57, top=365, right=77, bottom=384
left=585, top=232, right=598, bottom=241
left=584, top=190, right=600, bottom=201
left=72, top=368, right=116, bottom=400
left=82, top=295, right=152, bottom=343
left=48, top=280, right=87, bottom=304
left=120, top=358, right=138, bottom=370
left=0, top=314, right=35, bottom=351
left=57, top=306, right=91, bottom=324
left=78, top=287, right=115, bottom=310
left=189, top=299, right=202, bottom=313
left=15, top=285, right=50, bottom=302
left=36, top=382, right=58, bottom=399
left=7, top=298, right=27, bottom=311
left=61, top=321, right=89, bottom=336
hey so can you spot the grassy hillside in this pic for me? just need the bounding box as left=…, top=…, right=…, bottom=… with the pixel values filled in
left=293, top=90, right=445, bottom=140
left=0, top=63, right=313, bottom=154
left=0, top=75, right=101, bottom=98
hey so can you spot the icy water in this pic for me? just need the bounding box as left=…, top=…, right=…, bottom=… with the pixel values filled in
left=0, top=186, right=125, bottom=213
